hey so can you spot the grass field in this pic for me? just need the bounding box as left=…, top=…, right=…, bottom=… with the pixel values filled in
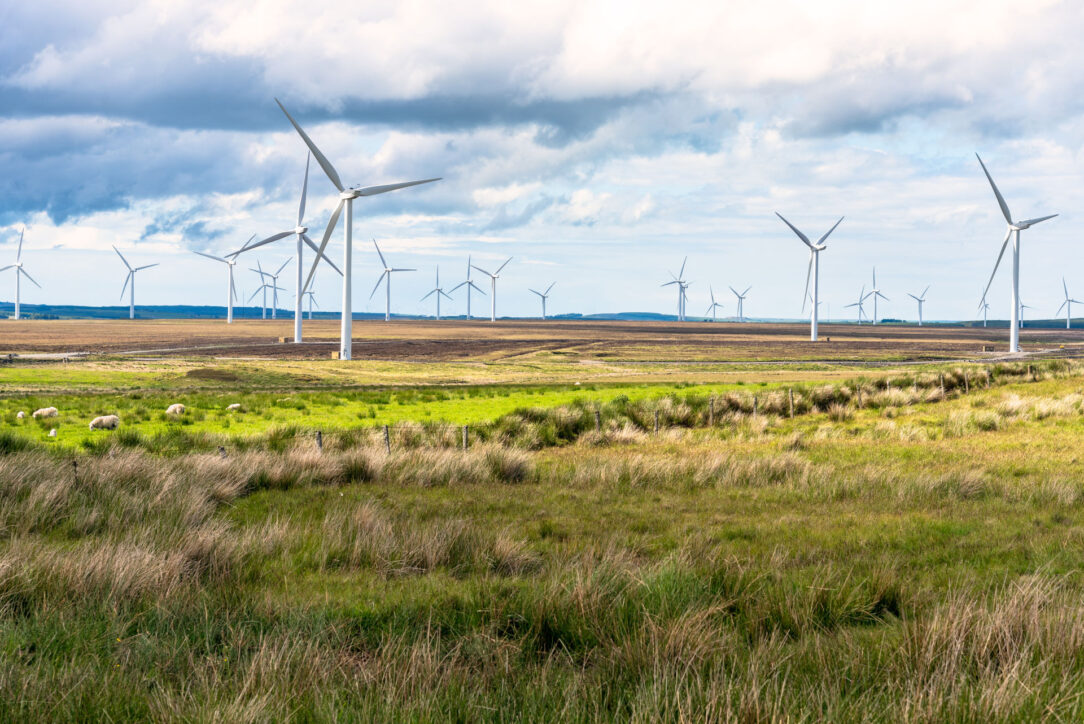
left=2, top=321, right=1084, bottom=719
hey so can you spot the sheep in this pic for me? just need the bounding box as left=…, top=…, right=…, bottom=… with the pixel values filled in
left=89, top=415, right=120, bottom=431
left=15, top=411, right=24, bottom=419
left=166, top=404, right=186, bottom=415
left=226, top=403, right=242, bottom=411
left=48, top=429, right=57, bottom=437
left=32, top=407, right=58, bottom=419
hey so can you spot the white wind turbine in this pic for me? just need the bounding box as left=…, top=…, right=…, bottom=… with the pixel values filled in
left=978, top=295, right=990, bottom=328
left=729, top=285, right=750, bottom=323
left=303, top=291, right=319, bottom=320
left=276, top=99, right=439, bottom=360
left=236, top=153, right=343, bottom=342
left=420, top=266, right=454, bottom=320
left=907, top=286, right=930, bottom=326
left=191, top=234, right=254, bottom=324
left=113, top=246, right=158, bottom=319
left=529, top=282, right=555, bottom=320
left=250, top=259, right=291, bottom=319
left=776, top=212, right=844, bottom=341
left=976, top=153, right=1057, bottom=352
left=705, top=286, right=724, bottom=322
left=471, top=257, right=512, bottom=322
left=369, top=239, right=415, bottom=322
left=1019, top=300, right=1033, bottom=329
left=449, top=256, right=486, bottom=320
left=1057, top=278, right=1080, bottom=329
left=661, top=258, right=689, bottom=321
left=844, top=285, right=869, bottom=324
left=1, top=228, right=40, bottom=320
left=867, top=267, right=889, bottom=324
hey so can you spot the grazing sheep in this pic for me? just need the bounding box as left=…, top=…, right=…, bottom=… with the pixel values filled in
left=32, top=407, right=58, bottom=419
left=166, top=404, right=186, bottom=415
left=226, top=403, right=241, bottom=411
left=15, top=411, right=24, bottom=419
left=48, top=429, right=56, bottom=437
left=89, top=414, right=120, bottom=431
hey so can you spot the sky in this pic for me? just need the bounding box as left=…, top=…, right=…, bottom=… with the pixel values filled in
left=3, top=0, right=1084, bottom=321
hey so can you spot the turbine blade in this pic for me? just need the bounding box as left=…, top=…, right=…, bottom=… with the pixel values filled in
left=248, top=286, right=263, bottom=303
left=776, top=212, right=813, bottom=248
left=357, top=178, right=441, bottom=196
left=298, top=152, right=310, bottom=226
left=922, top=285, right=930, bottom=298
left=440, top=290, right=454, bottom=300
left=1064, top=277, right=1069, bottom=299
left=113, top=246, right=132, bottom=270
left=120, top=272, right=131, bottom=300
left=369, top=271, right=387, bottom=300
left=975, top=153, right=1013, bottom=225
left=980, top=228, right=1013, bottom=305
left=1057, top=300, right=1067, bottom=315
left=545, top=282, right=555, bottom=295
left=19, top=268, right=40, bottom=288
left=679, top=256, right=687, bottom=279
left=815, top=216, right=844, bottom=246
left=729, top=285, right=739, bottom=296
left=496, top=257, right=512, bottom=274
left=801, top=250, right=813, bottom=312
left=231, top=275, right=237, bottom=301
left=275, top=259, right=291, bottom=276
left=303, top=198, right=345, bottom=293
left=243, top=231, right=294, bottom=253
left=274, top=98, right=344, bottom=192
left=135, top=264, right=158, bottom=271
left=529, top=289, right=542, bottom=297
left=372, top=238, right=387, bottom=268
left=0, top=265, right=13, bottom=272
left=193, top=250, right=227, bottom=263
left=471, top=264, right=491, bottom=277
left=1019, top=214, right=1058, bottom=227
left=16, top=228, right=24, bottom=261
left=448, top=281, right=467, bottom=292
left=391, top=268, right=415, bottom=273
left=907, top=294, right=919, bottom=301
left=742, top=286, right=751, bottom=296
left=302, top=234, right=343, bottom=276
left=420, top=289, right=436, bottom=301
left=471, top=281, right=486, bottom=295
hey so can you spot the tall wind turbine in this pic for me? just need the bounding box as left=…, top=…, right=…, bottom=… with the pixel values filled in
left=251, top=259, right=291, bottom=319
left=844, top=286, right=869, bottom=324
left=1057, top=278, right=1080, bottom=329
left=776, top=212, right=844, bottom=341
left=449, top=256, right=486, bottom=320
left=191, top=235, right=253, bottom=324
left=907, top=286, right=930, bottom=326
left=529, top=282, right=555, bottom=320
left=369, top=239, right=415, bottom=321
left=420, top=266, right=454, bottom=320
left=1, top=228, right=40, bottom=320
left=729, top=285, right=750, bottom=323
left=113, top=246, right=158, bottom=319
left=867, top=268, right=889, bottom=324
left=705, top=286, right=724, bottom=322
left=237, top=153, right=343, bottom=342
left=471, top=257, right=512, bottom=322
left=976, top=153, right=1057, bottom=352
left=276, top=99, right=439, bottom=360
left=662, top=258, right=689, bottom=321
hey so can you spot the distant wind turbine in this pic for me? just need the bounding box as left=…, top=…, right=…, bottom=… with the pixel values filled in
left=250, top=259, right=291, bottom=319
left=471, top=257, right=512, bottom=322
left=1019, top=301, right=1033, bottom=329
left=776, top=212, right=844, bottom=341
left=303, top=290, right=319, bottom=320
left=1057, top=278, right=1081, bottom=329
left=420, top=266, right=454, bottom=320
left=113, top=246, right=158, bottom=320
left=976, top=153, right=1057, bottom=352
left=729, top=286, right=750, bottom=323
left=369, top=239, right=415, bottom=321
left=907, top=286, right=930, bottom=326
left=978, top=296, right=990, bottom=328
left=662, top=257, right=689, bottom=321
left=844, top=285, right=869, bottom=324
left=705, top=286, right=724, bottom=322
left=191, top=234, right=253, bottom=324
left=448, top=256, right=486, bottom=320
left=1, top=228, right=40, bottom=320
left=275, top=98, right=440, bottom=360
left=867, top=267, right=889, bottom=324
left=529, top=282, right=555, bottom=320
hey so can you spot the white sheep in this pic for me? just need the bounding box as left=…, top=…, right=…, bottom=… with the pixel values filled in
left=166, top=403, right=186, bottom=415
left=32, top=407, right=58, bottom=419
left=15, top=411, right=24, bottom=419
left=89, top=415, right=120, bottom=431
left=226, top=403, right=242, bottom=411
left=48, top=429, right=57, bottom=437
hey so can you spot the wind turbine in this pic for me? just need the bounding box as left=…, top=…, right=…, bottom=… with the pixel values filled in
left=978, top=296, right=990, bottom=328
left=662, top=258, right=689, bottom=321
left=191, top=234, right=253, bottom=324
left=867, top=267, right=889, bottom=324
left=529, top=282, right=555, bottom=320
left=776, top=212, right=844, bottom=341
left=275, top=98, right=439, bottom=360
left=420, top=266, right=454, bottom=320
left=844, top=285, right=869, bottom=324
left=729, top=285, right=750, bottom=323
left=471, top=257, right=512, bottom=322
left=113, top=246, right=158, bottom=319
left=976, top=153, right=1057, bottom=352
left=236, top=154, right=343, bottom=342
left=907, top=286, right=930, bottom=326
left=449, top=256, right=486, bottom=320
left=303, top=291, right=318, bottom=320
left=369, top=239, right=415, bottom=322
left=1, top=228, right=40, bottom=320
left=1019, top=301, right=1033, bottom=329
left=705, top=286, right=724, bottom=322
left=251, top=259, right=291, bottom=319
left=1057, top=278, right=1081, bottom=329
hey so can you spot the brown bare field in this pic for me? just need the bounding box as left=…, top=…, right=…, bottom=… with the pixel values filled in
left=2, top=317, right=1084, bottom=363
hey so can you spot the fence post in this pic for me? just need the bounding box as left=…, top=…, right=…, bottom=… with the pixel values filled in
left=1028, top=364, right=1033, bottom=380
left=856, top=386, right=863, bottom=408
left=72, top=459, right=78, bottom=486
left=709, top=396, right=715, bottom=427
left=462, top=425, right=468, bottom=451
left=594, top=409, right=601, bottom=433
left=753, top=395, right=758, bottom=417
left=788, top=389, right=794, bottom=418
left=964, top=373, right=969, bottom=394
left=654, top=410, right=660, bottom=436
left=383, top=425, right=391, bottom=454
left=939, top=373, right=945, bottom=400
left=315, top=430, right=323, bottom=452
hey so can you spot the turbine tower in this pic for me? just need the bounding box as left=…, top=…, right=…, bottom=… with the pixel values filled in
left=113, top=246, right=158, bottom=320
left=303, top=291, right=319, bottom=320
left=369, top=239, right=415, bottom=322
left=276, top=98, right=440, bottom=360
left=471, top=257, right=512, bottom=322
left=729, top=286, right=750, bottom=323
left=978, top=296, right=990, bottom=328
left=191, top=235, right=253, bottom=324
left=420, top=266, right=454, bottom=320
left=776, top=212, right=844, bottom=341
left=1019, top=301, right=1032, bottom=329
left=449, top=256, right=486, bottom=320
left=867, top=268, right=889, bottom=324
left=1, top=228, right=40, bottom=320
left=907, top=286, right=930, bottom=326
left=1057, top=278, right=1081, bottom=329
left=529, top=282, right=555, bottom=320
left=237, top=153, right=342, bottom=341
left=976, top=153, right=1057, bottom=352
left=705, top=286, right=724, bottom=322
left=662, top=257, right=689, bottom=321
left=844, top=286, right=869, bottom=324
